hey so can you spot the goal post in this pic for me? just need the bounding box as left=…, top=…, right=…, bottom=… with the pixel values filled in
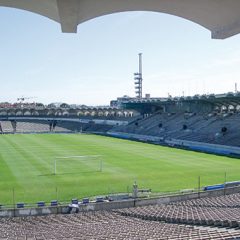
left=53, top=155, right=103, bottom=175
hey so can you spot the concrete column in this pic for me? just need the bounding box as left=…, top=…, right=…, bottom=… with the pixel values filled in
left=56, top=0, right=80, bottom=33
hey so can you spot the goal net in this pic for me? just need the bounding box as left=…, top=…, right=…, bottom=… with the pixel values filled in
left=53, top=155, right=102, bottom=175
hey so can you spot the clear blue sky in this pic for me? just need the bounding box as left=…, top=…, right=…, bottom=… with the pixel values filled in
left=1, top=7, right=240, bottom=105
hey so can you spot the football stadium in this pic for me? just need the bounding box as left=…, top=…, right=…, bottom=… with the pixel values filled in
left=2, top=1, right=240, bottom=240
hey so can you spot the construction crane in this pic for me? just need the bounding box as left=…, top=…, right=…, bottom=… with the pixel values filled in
left=17, top=96, right=36, bottom=103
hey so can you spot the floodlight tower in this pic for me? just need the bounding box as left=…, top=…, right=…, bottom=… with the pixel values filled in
left=134, top=53, right=143, bottom=99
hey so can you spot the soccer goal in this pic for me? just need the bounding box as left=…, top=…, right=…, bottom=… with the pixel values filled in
left=53, top=155, right=103, bottom=175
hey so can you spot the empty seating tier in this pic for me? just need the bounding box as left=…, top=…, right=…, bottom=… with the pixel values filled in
left=0, top=211, right=240, bottom=239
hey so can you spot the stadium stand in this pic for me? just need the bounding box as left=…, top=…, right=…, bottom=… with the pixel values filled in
left=0, top=119, right=115, bottom=134
left=0, top=103, right=139, bottom=135
left=110, top=112, right=240, bottom=147
left=0, top=210, right=240, bottom=239
left=2, top=95, right=240, bottom=150
left=0, top=121, right=13, bottom=133
left=170, top=192, right=240, bottom=208
left=108, top=93, right=240, bottom=149
left=115, top=192, right=240, bottom=229
left=15, top=120, right=51, bottom=133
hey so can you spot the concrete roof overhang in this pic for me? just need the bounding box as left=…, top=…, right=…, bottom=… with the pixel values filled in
left=1, top=0, right=240, bottom=39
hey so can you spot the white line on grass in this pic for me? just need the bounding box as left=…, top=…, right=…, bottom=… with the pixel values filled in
left=55, top=155, right=101, bottom=159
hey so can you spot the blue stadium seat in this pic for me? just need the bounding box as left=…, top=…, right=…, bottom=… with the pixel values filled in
left=82, top=198, right=89, bottom=204
left=37, top=201, right=45, bottom=207
left=51, top=200, right=58, bottom=206
left=17, top=203, right=24, bottom=208
left=71, top=199, right=78, bottom=204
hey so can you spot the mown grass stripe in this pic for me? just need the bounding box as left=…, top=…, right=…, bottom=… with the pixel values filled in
left=0, top=133, right=239, bottom=204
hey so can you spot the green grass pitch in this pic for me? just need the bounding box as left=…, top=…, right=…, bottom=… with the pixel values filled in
left=0, top=133, right=239, bottom=205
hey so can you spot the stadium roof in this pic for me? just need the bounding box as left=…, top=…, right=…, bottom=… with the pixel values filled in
left=1, top=0, right=240, bottom=39
left=117, top=93, right=240, bottom=110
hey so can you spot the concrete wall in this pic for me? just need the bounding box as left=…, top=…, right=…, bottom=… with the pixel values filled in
left=166, top=138, right=240, bottom=155
left=107, top=131, right=240, bottom=156
left=1, top=186, right=240, bottom=218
